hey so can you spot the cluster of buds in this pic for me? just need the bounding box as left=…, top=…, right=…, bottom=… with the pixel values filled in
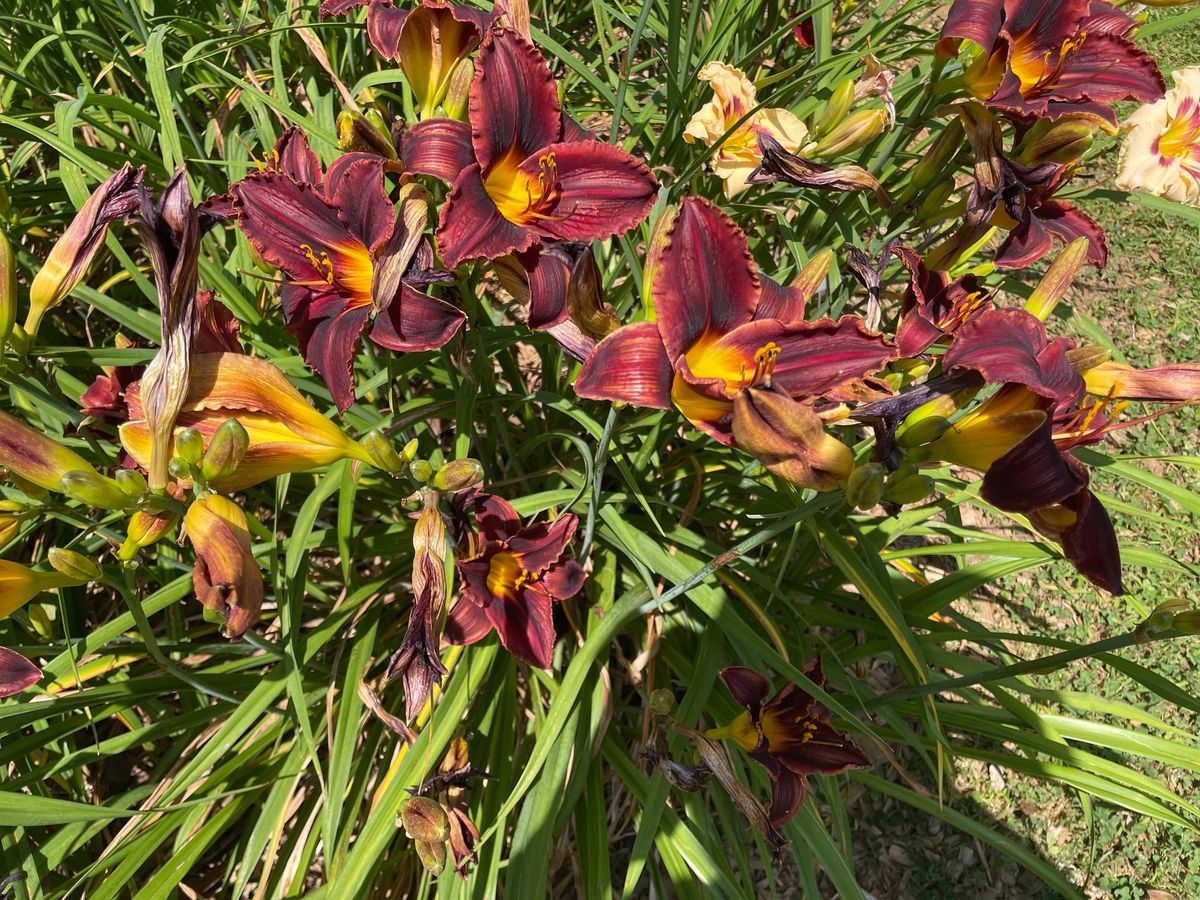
left=397, top=737, right=487, bottom=878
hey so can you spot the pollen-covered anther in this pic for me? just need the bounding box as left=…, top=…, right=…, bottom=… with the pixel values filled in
left=751, top=341, right=781, bottom=388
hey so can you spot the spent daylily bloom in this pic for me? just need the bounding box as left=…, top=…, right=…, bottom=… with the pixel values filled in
left=941, top=0, right=1164, bottom=127
left=0, top=647, right=40, bottom=698
left=913, top=307, right=1126, bottom=592
left=444, top=490, right=584, bottom=668
left=574, top=197, right=893, bottom=487
left=708, top=658, right=869, bottom=827
left=229, top=127, right=464, bottom=411
left=683, top=62, right=810, bottom=198
left=1117, top=67, right=1200, bottom=205
left=0, top=408, right=96, bottom=494
left=121, top=352, right=374, bottom=492
left=25, top=165, right=144, bottom=339
left=401, top=27, right=658, bottom=270
left=747, top=132, right=888, bottom=203
left=185, top=495, right=264, bottom=639
left=0, top=560, right=87, bottom=619
left=320, top=0, right=492, bottom=119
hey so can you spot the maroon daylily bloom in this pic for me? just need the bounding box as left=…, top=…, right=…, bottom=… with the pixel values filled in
left=443, top=490, right=585, bottom=668
left=942, top=0, right=1164, bottom=126
left=574, top=197, right=893, bottom=482
left=227, top=128, right=464, bottom=411
left=0, top=647, right=40, bottom=698
left=892, top=247, right=992, bottom=357
left=711, top=657, right=869, bottom=828
left=401, top=27, right=658, bottom=270
left=319, top=0, right=492, bottom=118
left=924, top=307, right=1124, bottom=592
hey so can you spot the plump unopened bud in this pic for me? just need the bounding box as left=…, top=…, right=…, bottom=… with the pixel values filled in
left=201, top=418, right=249, bottom=482
left=915, top=179, right=958, bottom=224
left=811, top=108, right=886, bottom=159
left=168, top=457, right=192, bottom=479
left=409, top=459, right=433, bottom=483
left=118, top=508, right=179, bottom=560
left=400, top=438, right=419, bottom=463
left=814, top=79, right=856, bottom=139
left=0, top=228, right=16, bottom=352
left=1024, top=238, right=1088, bottom=322
left=363, top=430, right=405, bottom=474
left=175, top=427, right=205, bottom=465
left=1066, top=344, right=1111, bottom=374
left=844, top=462, right=886, bottom=509
left=648, top=688, right=675, bottom=717
left=415, top=839, right=446, bottom=876
left=114, top=468, right=148, bottom=498
left=336, top=110, right=397, bottom=160
left=47, top=547, right=101, bottom=582
left=399, top=796, right=450, bottom=843
left=884, top=471, right=936, bottom=505
left=902, top=119, right=965, bottom=199
left=60, top=470, right=137, bottom=509
left=1171, top=610, right=1200, bottom=634
left=1018, top=118, right=1093, bottom=166
left=896, top=416, right=951, bottom=449
left=433, top=458, right=483, bottom=492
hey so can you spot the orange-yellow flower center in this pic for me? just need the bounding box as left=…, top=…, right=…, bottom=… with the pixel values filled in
left=670, top=336, right=781, bottom=425
left=1009, top=32, right=1086, bottom=96
left=762, top=708, right=818, bottom=751
left=484, top=148, right=561, bottom=225
left=297, top=241, right=375, bottom=307
left=1159, top=112, right=1200, bottom=159
left=486, top=550, right=536, bottom=600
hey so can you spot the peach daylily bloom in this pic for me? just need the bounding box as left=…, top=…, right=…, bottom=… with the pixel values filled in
left=1117, top=67, right=1200, bottom=206
left=684, top=62, right=810, bottom=198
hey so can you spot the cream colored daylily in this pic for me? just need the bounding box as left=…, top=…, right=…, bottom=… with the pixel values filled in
left=684, top=62, right=810, bottom=198
left=1117, top=67, right=1200, bottom=206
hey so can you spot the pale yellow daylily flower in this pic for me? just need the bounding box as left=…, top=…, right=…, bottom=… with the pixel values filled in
left=1117, top=67, right=1200, bottom=206
left=684, top=62, right=810, bottom=198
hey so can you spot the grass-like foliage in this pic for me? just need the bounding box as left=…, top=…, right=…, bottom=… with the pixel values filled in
left=2, top=0, right=1200, bottom=896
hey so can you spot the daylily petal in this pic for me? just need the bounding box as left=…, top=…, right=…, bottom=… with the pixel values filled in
left=1036, top=489, right=1124, bottom=594
left=573, top=321, right=674, bottom=409
left=507, top=513, right=577, bottom=573
left=521, top=140, right=658, bottom=244
left=444, top=592, right=494, bottom=645
left=328, top=155, right=396, bottom=255
left=364, top=0, right=408, bottom=58
left=274, top=126, right=324, bottom=185
left=720, top=665, right=772, bottom=713
left=651, top=197, right=760, bottom=363
left=403, top=117, right=476, bottom=184
left=542, top=557, right=585, bottom=600
left=302, top=302, right=373, bottom=413
left=485, top=583, right=556, bottom=668
left=766, top=771, right=807, bottom=828
left=995, top=200, right=1107, bottom=268
left=1082, top=361, right=1200, bottom=401
left=0, top=409, right=95, bottom=493
left=980, top=416, right=1085, bottom=513
left=369, top=283, right=465, bottom=352
left=184, top=495, right=264, bottom=639
left=0, top=647, right=40, bottom=698
left=939, top=0, right=1003, bottom=51
left=469, top=28, right=561, bottom=171
left=395, top=3, right=489, bottom=114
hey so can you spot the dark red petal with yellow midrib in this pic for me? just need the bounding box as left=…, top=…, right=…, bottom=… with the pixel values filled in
left=275, top=126, right=324, bottom=185
left=437, top=163, right=536, bottom=268
left=521, top=140, right=658, bottom=244
left=652, top=197, right=760, bottom=364
left=403, top=118, right=476, bottom=185
left=573, top=321, right=673, bottom=410
left=995, top=200, right=1107, bottom=269
left=469, top=27, right=561, bottom=171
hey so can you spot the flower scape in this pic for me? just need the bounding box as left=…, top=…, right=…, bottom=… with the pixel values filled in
left=3, top=0, right=1200, bottom=895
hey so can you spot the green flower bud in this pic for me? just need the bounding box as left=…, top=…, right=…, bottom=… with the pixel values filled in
left=1017, top=118, right=1093, bottom=166
left=168, top=457, right=192, bottom=479
left=811, top=108, right=886, bottom=159
left=59, top=470, right=137, bottom=509
left=401, top=438, right=419, bottom=463
left=175, top=428, right=205, bottom=466
left=114, top=468, right=148, bottom=498
left=363, top=430, right=405, bottom=474
left=900, top=119, right=965, bottom=201
left=884, top=471, right=936, bottom=506
left=336, top=110, right=397, bottom=160
left=118, top=508, right=179, bottom=561
left=200, top=418, right=249, bottom=482
left=915, top=179, right=958, bottom=224
left=814, top=79, right=856, bottom=139
left=845, top=462, right=886, bottom=510
left=648, top=688, right=675, bottom=717
left=0, top=228, right=16, bottom=352
left=409, top=459, right=433, bottom=484
left=895, top=416, right=951, bottom=449
left=399, top=796, right=450, bottom=843
left=47, top=547, right=101, bottom=582
left=433, top=458, right=483, bottom=492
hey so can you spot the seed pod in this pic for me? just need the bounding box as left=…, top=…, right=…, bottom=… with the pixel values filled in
left=399, top=796, right=450, bottom=843
left=433, top=458, right=483, bottom=492
left=59, top=470, right=138, bottom=509
left=200, top=418, right=250, bottom=482
left=648, top=688, right=675, bottom=717
left=47, top=547, right=101, bottom=582
left=844, top=462, right=886, bottom=509
left=409, top=459, right=433, bottom=484
left=414, top=839, right=446, bottom=876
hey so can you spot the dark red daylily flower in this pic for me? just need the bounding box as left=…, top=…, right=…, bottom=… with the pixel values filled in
left=892, top=247, right=992, bottom=357
left=918, top=307, right=1124, bottom=592
left=941, top=0, right=1164, bottom=126
left=401, top=26, right=658, bottom=270
left=443, top=490, right=584, bottom=668
left=227, top=127, right=464, bottom=411
left=574, top=196, right=894, bottom=486
left=319, top=0, right=492, bottom=118
left=709, top=657, right=869, bottom=828
left=0, top=647, right=40, bottom=698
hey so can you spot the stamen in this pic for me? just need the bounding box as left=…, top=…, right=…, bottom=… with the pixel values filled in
left=752, top=341, right=781, bottom=388
left=298, top=243, right=336, bottom=285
